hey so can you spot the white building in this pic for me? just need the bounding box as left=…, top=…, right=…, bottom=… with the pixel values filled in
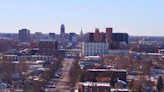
left=4, top=55, right=53, bottom=61
left=82, top=42, right=109, bottom=56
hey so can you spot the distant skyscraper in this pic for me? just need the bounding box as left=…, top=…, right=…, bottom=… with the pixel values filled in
left=19, top=29, right=30, bottom=42
left=69, top=33, right=75, bottom=41
left=60, top=24, right=65, bottom=35
left=49, top=33, right=55, bottom=39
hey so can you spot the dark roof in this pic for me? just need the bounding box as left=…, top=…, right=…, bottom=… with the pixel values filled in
left=159, top=45, right=164, bottom=49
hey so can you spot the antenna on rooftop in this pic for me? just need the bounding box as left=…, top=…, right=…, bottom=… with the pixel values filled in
left=95, top=28, right=99, bottom=30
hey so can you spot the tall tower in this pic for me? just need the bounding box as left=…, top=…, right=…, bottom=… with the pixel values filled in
left=60, top=24, right=65, bottom=35
left=19, top=29, right=30, bottom=42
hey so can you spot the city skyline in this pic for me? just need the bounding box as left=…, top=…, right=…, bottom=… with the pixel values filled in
left=0, top=0, right=164, bottom=36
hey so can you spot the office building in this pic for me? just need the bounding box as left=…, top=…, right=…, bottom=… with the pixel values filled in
left=112, top=33, right=129, bottom=44
left=64, top=33, right=69, bottom=39
left=72, top=35, right=77, bottom=42
left=38, top=39, right=65, bottom=56
left=49, top=33, right=55, bottom=39
left=82, top=42, right=109, bottom=56
left=19, top=29, right=30, bottom=42
left=35, top=32, right=42, bottom=41
left=88, top=28, right=112, bottom=49
left=69, top=33, right=75, bottom=41
left=87, top=28, right=128, bottom=50
left=60, top=24, right=65, bottom=35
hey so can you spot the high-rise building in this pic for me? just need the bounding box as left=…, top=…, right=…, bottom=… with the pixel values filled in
left=19, top=29, right=30, bottom=42
left=60, top=24, right=65, bottom=35
left=64, top=33, right=69, bottom=39
left=88, top=33, right=94, bottom=42
left=89, top=28, right=112, bottom=43
left=49, top=33, right=55, bottom=39
left=87, top=28, right=128, bottom=50
left=112, top=33, right=129, bottom=44
left=69, top=33, right=75, bottom=41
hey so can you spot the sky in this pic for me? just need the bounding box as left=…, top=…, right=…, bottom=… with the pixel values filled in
left=0, top=0, right=164, bottom=36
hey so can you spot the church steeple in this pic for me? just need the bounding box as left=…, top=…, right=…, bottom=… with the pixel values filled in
left=80, top=28, right=83, bottom=37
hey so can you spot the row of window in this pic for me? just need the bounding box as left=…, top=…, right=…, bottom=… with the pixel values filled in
left=7, top=56, right=52, bottom=61
left=14, top=85, right=32, bottom=89
left=85, top=52, right=107, bottom=55
left=39, top=42, right=57, bottom=44
left=85, top=49, right=106, bottom=51
left=79, top=88, right=107, bottom=92
left=39, top=48, right=54, bottom=50
left=14, top=82, right=32, bottom=85
left=85, top=42, right=108, bottom=44
left=85, top=45, right=107, bottom=47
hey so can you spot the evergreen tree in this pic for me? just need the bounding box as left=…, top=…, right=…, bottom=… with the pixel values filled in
left=97, top=74, right=101, bottom=82
left=128, top=80, right=133, bottom=89
left=157, top=76, right=163, bottom=92
left=135, top=84, right=142, bottom=92
left=109, top=71, right=116, bottom=87
left=79, top=73, right=84, bottom=82
left=91, top=74, right=97, bottom=82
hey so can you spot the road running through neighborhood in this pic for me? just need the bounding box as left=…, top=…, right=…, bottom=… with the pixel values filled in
left=45, top=58, right=74, bottom=92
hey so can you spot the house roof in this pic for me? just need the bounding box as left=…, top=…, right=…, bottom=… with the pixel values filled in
left=78, top=82, right=110, bottom=86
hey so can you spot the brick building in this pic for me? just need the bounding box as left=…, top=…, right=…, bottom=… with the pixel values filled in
left=38, top=39, right=65, bottom=56
left=112, top=33, right=128, bottom=44
left=15, top=42, right=38, bottom=50
left=83, top=69, right=127, bottom=82
left=78, top=82, right=111, bottom=92
left=88, top=28, right=112, bottom=49
left=87, top=28, right=128, bottom=50
left=12, top=79, right=33, bottom=92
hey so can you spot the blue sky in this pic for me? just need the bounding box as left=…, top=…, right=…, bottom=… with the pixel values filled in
left=0, top=0, right=164, bottom=36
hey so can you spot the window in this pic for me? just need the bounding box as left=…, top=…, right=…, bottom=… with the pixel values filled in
left=96, top=88, right=99, bottom=92
left=79, top=88, right=81, bottom=92
left=14, top=86, right=17, bottom=88
left=24, top=86, right=27, bottom=88
left=19, top=86, right=22, bottom=88
left=89, top=88, right=92, bottom=92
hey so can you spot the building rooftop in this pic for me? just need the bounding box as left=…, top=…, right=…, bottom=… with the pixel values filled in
left=111, top=88, right=130, bottom=91
left=4, top=54, right=53, bottom=57
left=40, top=39, right=56, bottom=42
left=78, top=82, right=110, bottom=86
left=87, top=69, right=126, bottom=72
left=18, top=42, right=31, bottom=46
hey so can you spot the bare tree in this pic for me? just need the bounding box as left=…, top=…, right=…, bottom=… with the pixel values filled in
left=68, top=57, right=81, bottom=88
left=17, top=60, right=29, bottom=78
left=0, top=60, right=15, bottom=84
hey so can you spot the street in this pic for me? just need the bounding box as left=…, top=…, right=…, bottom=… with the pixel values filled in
left=45, top=58, right=74, bottom=92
